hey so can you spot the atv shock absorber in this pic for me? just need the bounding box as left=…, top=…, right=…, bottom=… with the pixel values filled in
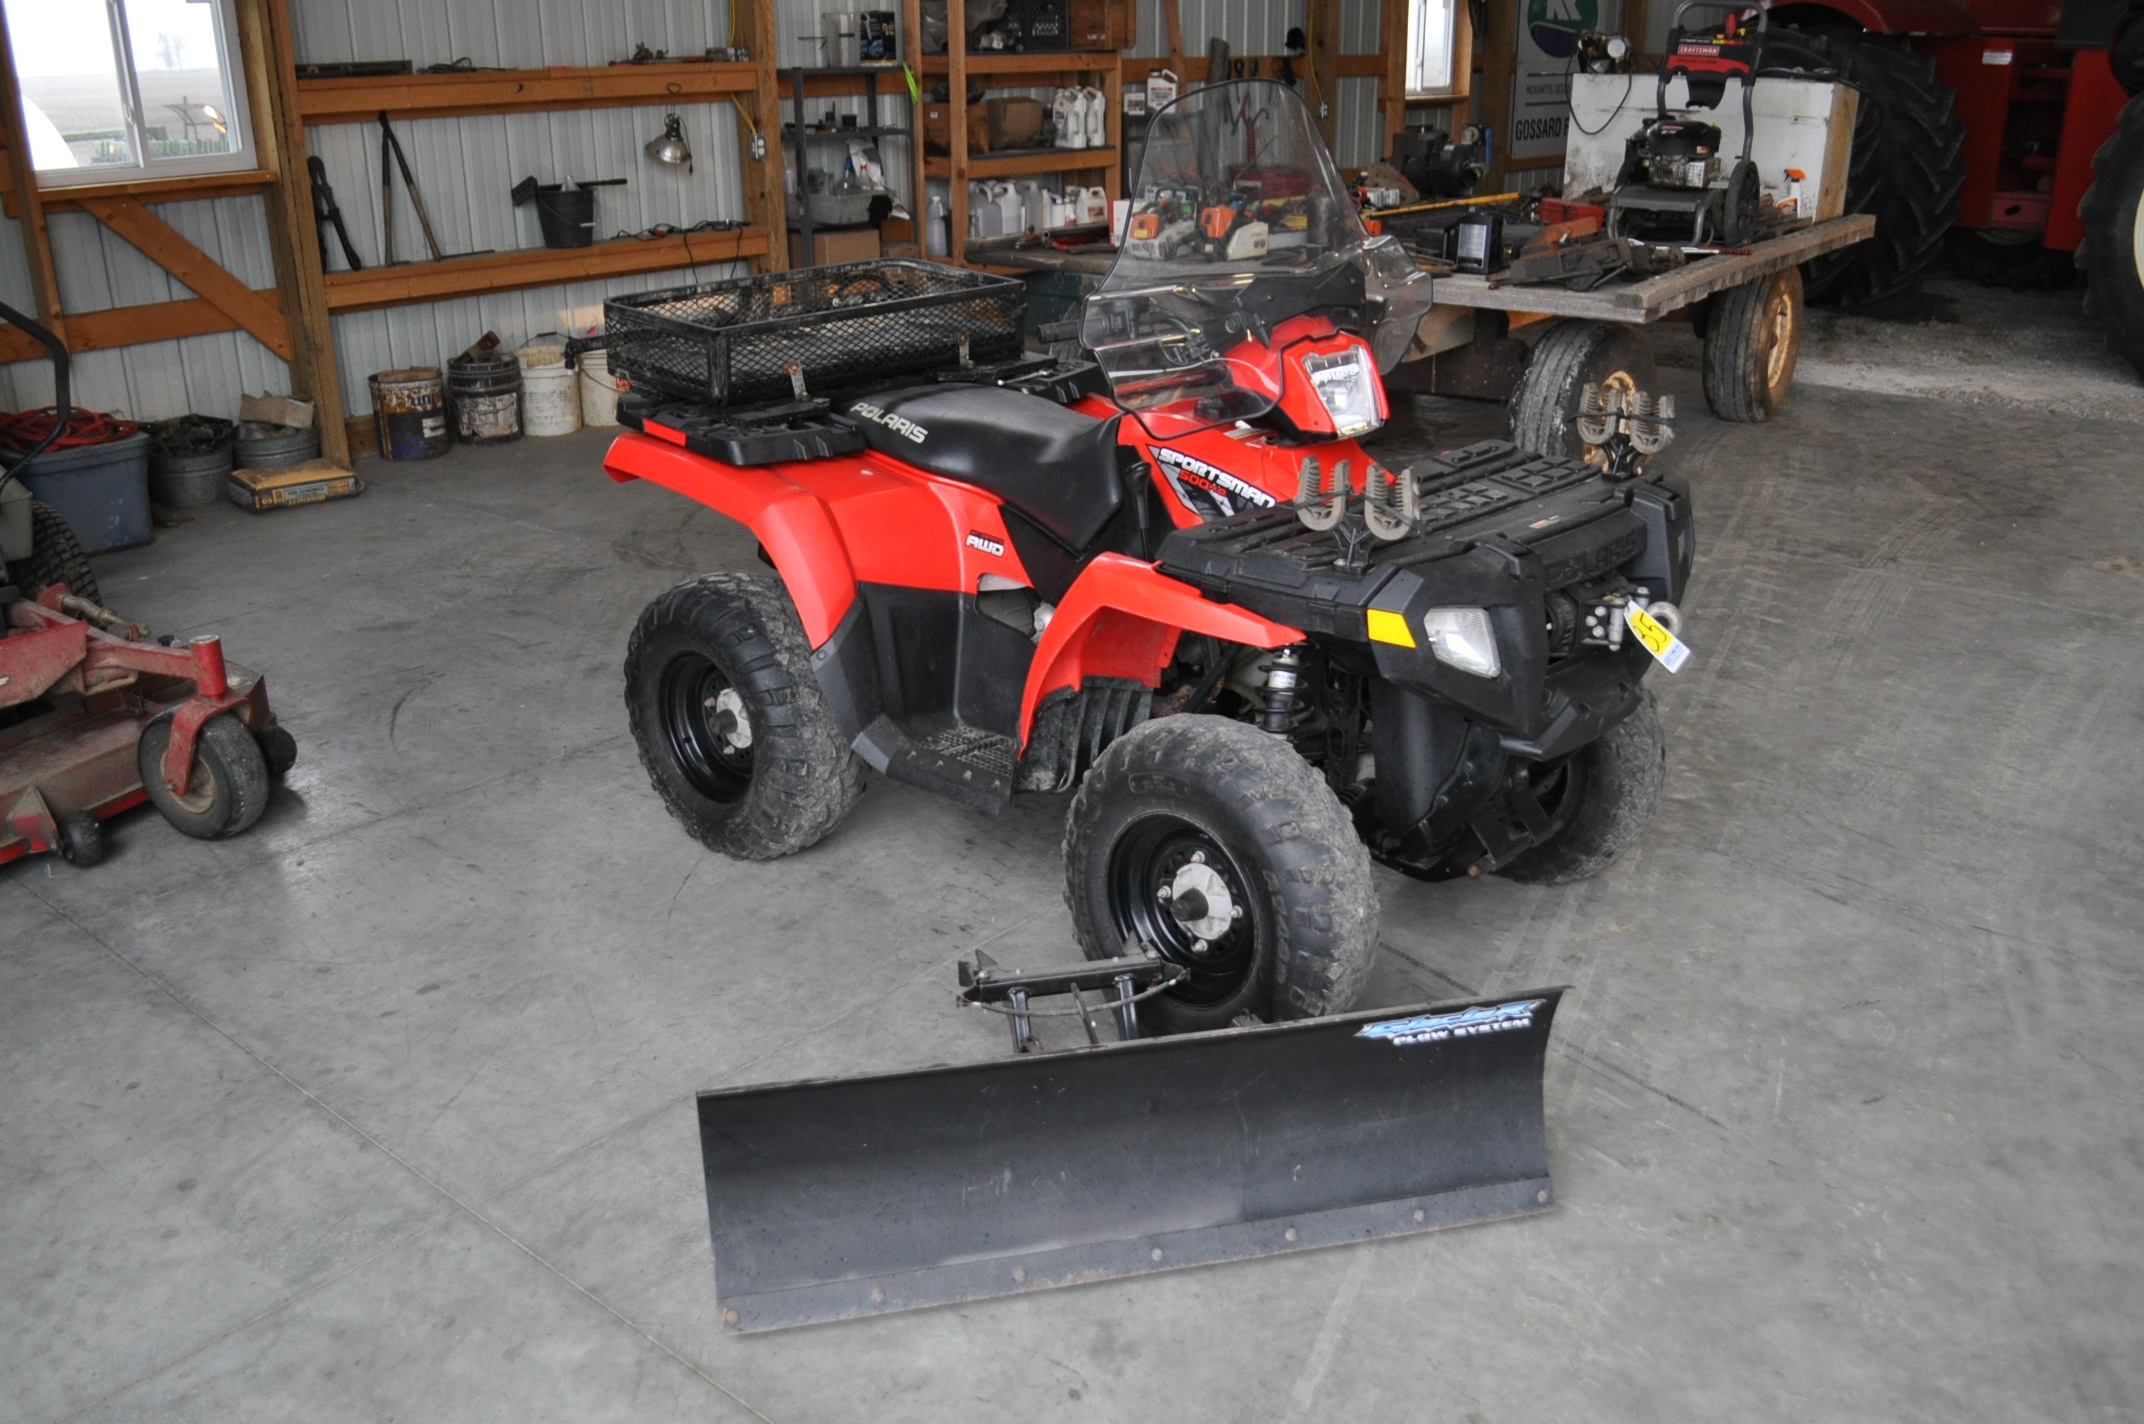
left=1262, top=645, right=1305, bottom=735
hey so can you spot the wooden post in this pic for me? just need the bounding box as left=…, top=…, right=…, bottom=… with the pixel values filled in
left=1379, top=0, right=1410, bottom=158
left=1164, top=0, right=1185, bottom=80
left=1477, top=0, right=1519, bottom=191
left=904, top=0, right=926, bottom=252
left=733, top=0, right=789, bottom=270
left=947, top=0, right=968, bottom=267
left=0, top=10, right=67, bottom=344
left=235, top=0, right=348, bottom=466
left=1309, top=0, right=1341, bottom=149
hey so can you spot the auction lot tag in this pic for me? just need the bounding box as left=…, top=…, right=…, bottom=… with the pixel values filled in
left=1625, top=605, right=1692, bottom=673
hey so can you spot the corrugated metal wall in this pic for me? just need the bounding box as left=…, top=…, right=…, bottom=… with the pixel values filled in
left=0, top=0, right=1395, bottom=423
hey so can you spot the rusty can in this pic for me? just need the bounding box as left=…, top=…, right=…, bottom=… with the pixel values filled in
left=369, top=367, right=450, bottom=460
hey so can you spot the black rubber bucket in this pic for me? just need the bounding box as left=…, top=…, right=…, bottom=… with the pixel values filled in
left=535, top=186, right=596, bottom=248
left=446, top=352, right=522, bottom=445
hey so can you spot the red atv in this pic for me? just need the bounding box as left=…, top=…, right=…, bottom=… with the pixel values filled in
left=602, top=81, right=1694, bottom=1029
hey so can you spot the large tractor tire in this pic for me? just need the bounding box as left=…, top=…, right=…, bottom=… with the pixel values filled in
left=5, top=501, right=101, bottom=604
left=2078, top=92, right=2144, bottom=381
left=1762, top=30, right=1966, bottom=305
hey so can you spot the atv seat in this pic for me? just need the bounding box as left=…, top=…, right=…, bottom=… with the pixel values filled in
left=839, top=385, right=1124, bottom=550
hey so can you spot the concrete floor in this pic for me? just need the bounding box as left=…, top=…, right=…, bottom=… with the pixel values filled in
left=5, top=299, right=2143, bottom=1421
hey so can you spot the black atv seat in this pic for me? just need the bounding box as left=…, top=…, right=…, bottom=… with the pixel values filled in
left=838, top=384, right=1123, bottom=550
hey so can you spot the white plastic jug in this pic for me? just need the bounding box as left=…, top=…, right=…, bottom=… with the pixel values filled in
left=992, top=182, right=1022, bottom=233
left=1079, top=185, right=1108, bottom=224
left=1081, top=87, right=1106, bottom=148
left=1052, top=87, right=1082, bottom=149
left=1016, top=180, right=1047, bottom=232
left=968, top=180, right=999, bottom=237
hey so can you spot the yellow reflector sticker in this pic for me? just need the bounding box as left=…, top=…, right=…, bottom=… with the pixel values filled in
left=1366, top=608, right=1417, bottom=647
left=1624, top=605, right=1692, bottom=673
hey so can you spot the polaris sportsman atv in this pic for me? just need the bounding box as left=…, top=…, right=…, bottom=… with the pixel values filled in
left=602, top=80, right=1694, bottom=1030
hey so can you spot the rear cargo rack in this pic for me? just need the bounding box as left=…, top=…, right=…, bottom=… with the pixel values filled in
left=605, top=259, right=1027, bottom=407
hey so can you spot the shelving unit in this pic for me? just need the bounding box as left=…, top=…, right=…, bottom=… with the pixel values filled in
left=906, top=1, right=1123, bottom=270
left=784, top=66, right=914, bottom=266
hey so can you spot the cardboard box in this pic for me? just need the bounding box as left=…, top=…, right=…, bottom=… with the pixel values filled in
left=987, top=97, right=1046, bottom=151
left=227, top=460, right=364, bottom=513
left=790, top=225, right=882, bottom=266
left=238, top=392, right=315, bottom=429
left=923, top=102, right=990, bottom=155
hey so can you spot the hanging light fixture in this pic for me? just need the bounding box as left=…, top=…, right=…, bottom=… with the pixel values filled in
left=644, top=113, right=693, bottom=172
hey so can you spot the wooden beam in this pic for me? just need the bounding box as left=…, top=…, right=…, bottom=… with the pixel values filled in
left=296, top=63, right=760, bottom=126
left=239, top=0, right=348, bottom=466
left=1379, top=0, right=1410, bottom=157
left=323, top=228, right=770, bottom=313
left=1477, top=0, right=1519, bottom=190
left=0, top=11, right=65, bottom=341
left=1117, top=54, right=1385, bottom=86
left=0, top=169, right=276, bottom=218
left=75, top=194, right=294, bottom=361
left=0, top=295, right=274, bottom=363
left=904, top=0, right=925, bottom=252
left=1309, top=0, right=1341, bottom=148
left=948, top=0, right=968, bottom=267
left=1164, top=0, right=1185, bottom=79
left=730, top=0, right=788, bottom=270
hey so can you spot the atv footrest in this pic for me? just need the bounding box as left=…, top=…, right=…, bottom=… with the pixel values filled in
left=854, top=714, right=1016, bottom=814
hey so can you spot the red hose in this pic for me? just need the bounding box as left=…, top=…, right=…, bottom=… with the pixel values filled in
left=0, top=407, right=141, bottom=453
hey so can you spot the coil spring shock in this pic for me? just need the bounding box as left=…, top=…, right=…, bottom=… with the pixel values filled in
left=1262, top=645, right=1304, bottom=736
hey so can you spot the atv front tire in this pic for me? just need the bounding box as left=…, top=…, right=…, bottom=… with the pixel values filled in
left=1763, top=31, right=1965, bottom=305
left=1495, top=691, right=1666, bottom=885
left=2078, top=92, right=2144, bottom=381
left=6, top=501, right=101, bottom=604
left=625, top=572, right=862, bottom=860
left=1064, top=715, right=1377, bottom=1032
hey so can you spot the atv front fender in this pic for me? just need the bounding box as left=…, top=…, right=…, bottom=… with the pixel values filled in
left=604, top=433, right=857, bottom=646
left=1019, top=553, right=1302, bottom=745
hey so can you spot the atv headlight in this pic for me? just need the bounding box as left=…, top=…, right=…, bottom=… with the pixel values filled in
left=1300, top=347, right=1380, bottom=436
left=1423, top=606, right=1500, bottom=678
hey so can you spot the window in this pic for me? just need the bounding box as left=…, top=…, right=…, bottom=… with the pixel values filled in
left=1407, top=0, right=1459, bottom=96
left=4, top=0, right=253, bottom=186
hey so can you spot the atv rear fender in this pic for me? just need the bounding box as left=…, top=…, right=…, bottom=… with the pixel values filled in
left=604, top=432, right=857, bottom=646
left=1018, top=553, right=1302, bottom=743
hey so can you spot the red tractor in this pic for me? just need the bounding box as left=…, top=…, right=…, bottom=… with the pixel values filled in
left=1764, top=0, right=2144, bottom=374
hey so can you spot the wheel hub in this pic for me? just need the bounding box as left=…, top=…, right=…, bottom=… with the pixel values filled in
left=1160, top=859, right=1237, bottom=944
left=659, top=652, right=753, bottom=803
left=1108, top=817, right=1258, bottom=1006
left=710, top=687, right=752, bottom=750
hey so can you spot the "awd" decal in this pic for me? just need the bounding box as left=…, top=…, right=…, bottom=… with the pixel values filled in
left=965, top=531, right=1006, bottom=557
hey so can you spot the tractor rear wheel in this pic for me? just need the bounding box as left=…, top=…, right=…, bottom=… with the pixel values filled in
left=2078, top=92, right=2144, bottom=381
left=1763, top=31, right=1966, bottom=305
left=1064, top=715, right=1377, bottom=1032
left=5, top=501, right=101, bottom=604
left=625, top=572, right=863, bottom=859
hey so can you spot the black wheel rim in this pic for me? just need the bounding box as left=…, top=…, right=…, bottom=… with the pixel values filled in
left=1105, top=813, right=1261, bottom=1007
left=659, top=652, right=753, bottom=803
left=1521, top=753, right=1587, bottom=839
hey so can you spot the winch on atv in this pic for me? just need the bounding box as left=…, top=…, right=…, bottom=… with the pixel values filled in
left=601, top=78, right=1696, bottom=1036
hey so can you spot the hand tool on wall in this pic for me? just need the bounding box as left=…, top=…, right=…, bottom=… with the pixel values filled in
left=307, top=156, right=363, bottom=272
left=377, top=110, right=445, bottom=264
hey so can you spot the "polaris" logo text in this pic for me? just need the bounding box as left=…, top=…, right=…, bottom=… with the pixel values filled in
left=850, top=401, right=928, bottom=443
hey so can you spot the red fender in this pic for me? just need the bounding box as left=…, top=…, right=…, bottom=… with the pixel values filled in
left=1019, top=553, right=1303, bottom=744
left=604, top=432, right=857, bottom=647
left=1758, top=0, right=1976, bottom=33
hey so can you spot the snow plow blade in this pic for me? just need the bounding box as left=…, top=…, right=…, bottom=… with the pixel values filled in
left=696, top=988, right=1565, bottom=1332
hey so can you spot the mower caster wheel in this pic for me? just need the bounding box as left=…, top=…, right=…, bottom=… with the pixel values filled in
left=1065, top=714, right=1378, bottom=1032
left=1495, top=690, right=1666, bottom=885
left=55, top=811, right=106, bottom=867
left=137, top=711, right=271, bottom=841
left=255, top=724, right=298, bottom=781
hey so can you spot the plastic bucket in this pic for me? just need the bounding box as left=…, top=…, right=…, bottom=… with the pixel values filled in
left=369, top=367, right=452, bottom=460
left=578, top=348, right=621, bottom=426
left=535, top=187, right=596, bottom=248
left=447, top=352, right=522, bottom=445
left=13, top=430, right=153, bottom=553
left=235, top=420, right=320, bottom=469
left=520, top=362, right=580, bottom=436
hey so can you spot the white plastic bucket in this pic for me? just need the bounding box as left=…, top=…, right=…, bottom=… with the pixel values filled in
left=579, top=348, right=621, bottom=427
left=519, top=362, right=580, bottom=436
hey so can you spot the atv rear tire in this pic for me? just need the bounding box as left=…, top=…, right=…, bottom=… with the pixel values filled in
left=1495, top=691, right=1665, bottom=885
left=1508, top=320, right=1657, bottom=461
left=1702, top=266, right=1802, bottom=423
left=1763, top=31, right=1965, bottom=305
left=1064, top=715, right=1377, bottom=1032
left=2078, top=92, right=2144, bottom=381
left=625, top=572, right=863, bottom=860
left=138, top=711, right=272, bottom=841
left=5, top=501, right=101, bottom=604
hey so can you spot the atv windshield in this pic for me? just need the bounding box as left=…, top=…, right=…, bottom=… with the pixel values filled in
left=1080, top=78, right=1431, bottom=439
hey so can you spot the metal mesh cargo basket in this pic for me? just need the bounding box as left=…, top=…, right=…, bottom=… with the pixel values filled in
left=604, top=260, right=1028, bottom=407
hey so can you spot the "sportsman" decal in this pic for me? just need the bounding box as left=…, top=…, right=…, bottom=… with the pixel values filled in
left=1152, top=446, right=1279, bottom=520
